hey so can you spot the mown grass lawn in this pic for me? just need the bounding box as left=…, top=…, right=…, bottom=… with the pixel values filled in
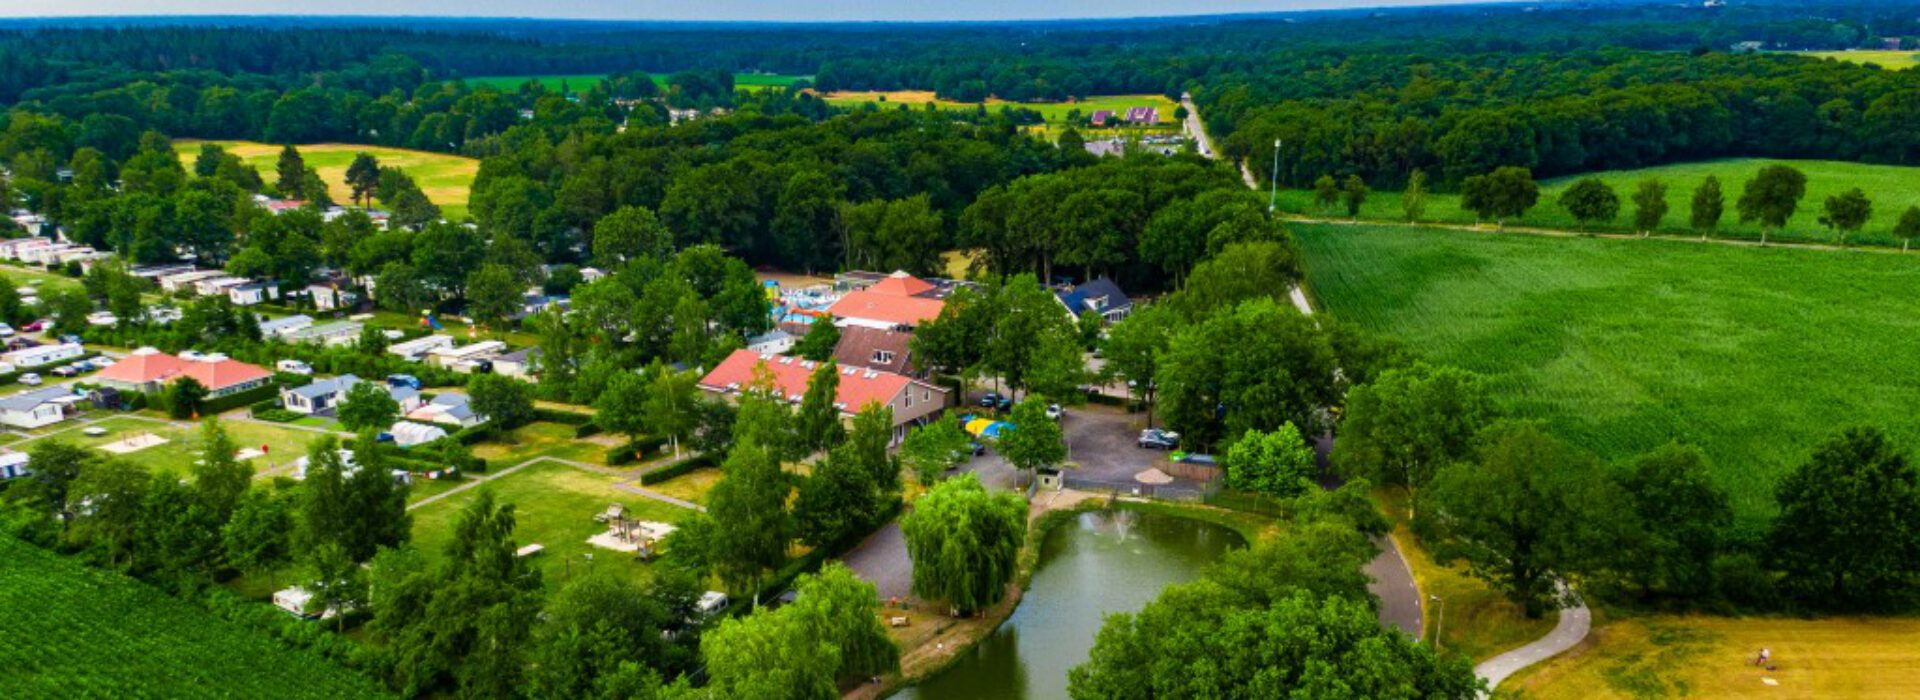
left=1285, top=159, right=1920, bottom=246
left=21, top=415, right=326, bottom=477
left=408, top=460, right=696, bottom=585
left=172, top=140, right=478, bottom=221
left=646, top=467, right=723, bottom=507
left=1299, top=223, right=1920, bottom=522
left=1500, top=613, right=1920, bottom=699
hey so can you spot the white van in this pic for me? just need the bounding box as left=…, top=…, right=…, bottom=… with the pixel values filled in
left=276, top=359, right=313, bottom=375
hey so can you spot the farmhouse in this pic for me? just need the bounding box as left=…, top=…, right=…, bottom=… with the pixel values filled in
left=387, top=334, right=455, bottom=362
left=1090, top=110, right=1114, bottom=126
left=825, top=271, right=949, bottom=330
left=94, top=347, right=272, bottom=398
left=1055, top=276, right=1133, bottom=324
left=0, top=386, right=77, bottom=429
left=697, top=349, right=950, bottom=441
left=831, top=326, right=915, bottom=376
left=2, top=342, right=84, bottom=368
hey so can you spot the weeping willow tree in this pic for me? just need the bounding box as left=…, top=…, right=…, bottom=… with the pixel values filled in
left=901, top=474, right=1027, bottom=615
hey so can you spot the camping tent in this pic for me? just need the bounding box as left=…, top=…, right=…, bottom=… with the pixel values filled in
left=390, top=421, right=448, bottom=447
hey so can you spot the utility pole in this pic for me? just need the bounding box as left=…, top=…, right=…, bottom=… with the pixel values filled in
left=1430, top=594, right=1445, bottom=652
left=1269, top=139, right=1282, bottom=214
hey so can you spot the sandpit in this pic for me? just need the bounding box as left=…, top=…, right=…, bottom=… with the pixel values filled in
left=98, top=432, right=169, bottom=454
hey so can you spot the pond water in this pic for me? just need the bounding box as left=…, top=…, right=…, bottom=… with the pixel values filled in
left=894, top=509, right=1244, bottom=700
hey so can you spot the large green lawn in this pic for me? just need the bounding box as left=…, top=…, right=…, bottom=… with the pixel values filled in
left=1802, top=50, right=1920, bottom=69
left=0, top=537, right=389, bottom=698
left=1299, top=223, right=1920, bottom=522
left=17, top=415, right=330, bottom=478
left=173, top=140, right=479, bottom=221
left=1285, top=159, right=1920, bottom=246
left=409, top=459, right=697, bottom=585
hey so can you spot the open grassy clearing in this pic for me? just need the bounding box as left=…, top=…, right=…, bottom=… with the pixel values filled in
left=820, top=90, right=1177, bottom=125
left=1284, top=159, right=1920, bottom=246
left=172, top=140, right=478, bottom=221
left=1801, top=50, right=1920, bottom=69
left=408, top=459, right=695, bottom=585
left=16, top=415, right=326, bottom=477
left=0, top=537, right=389, bottom=698
left=646, top=466, right=723, bottom=506
left=1299, top=223, right=1920, bottom=521
left=468, top=420, right=609, bottom=466
left=467, top=72, right=807, bottom=94
left=1501, top=613, right=1920, bottom=699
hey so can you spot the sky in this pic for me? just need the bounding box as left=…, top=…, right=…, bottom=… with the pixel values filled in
left=0, top=0, right=1498, bottom=23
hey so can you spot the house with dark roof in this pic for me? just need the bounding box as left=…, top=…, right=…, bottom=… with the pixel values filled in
left=1090, top=110, right=1115, bottom=127
left=697, top=349, right=950, bottom=442
left=1055, top=277, right=1134, bottom=324
left=1125, top=106, right=1160, bottom=124
left=831, top=326, right=916, bottom=377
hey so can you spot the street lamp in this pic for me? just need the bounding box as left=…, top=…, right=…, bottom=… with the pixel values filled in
left=1430, top=594, right=1445, bottom=652
left=1268, top=139, right=1282, bottom=214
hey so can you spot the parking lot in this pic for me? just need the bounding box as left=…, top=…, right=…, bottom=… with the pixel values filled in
left=953, top=395, right=1213, bottom=495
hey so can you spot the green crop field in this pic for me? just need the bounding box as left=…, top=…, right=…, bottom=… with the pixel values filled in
left=1802, top=50, right=1920, bottom=69
left=0, top=537, right=389, bottom=698
left=467, top=72, right=807, bottom=94
left=173, top=140, right=479, bottom=221
left=1297, top=223, right=1920, bottom=522
left=1282, top=159, right=1920, bottom=246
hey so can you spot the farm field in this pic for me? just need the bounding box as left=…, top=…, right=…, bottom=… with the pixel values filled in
left=1500, top=613, right=1920, bottom=699
left=467, top=72, right=807, bottom=94
left=0, top=537, right=389, bottom=699
left=172, top=140, right=479, bottom=221
left=1801, top=50, right=1920, bottom=69
left=408, top=459, right=697, bottom=585
left=1297, top=223, right=1920, bottom=521
left=819, top=90, right=1177, bottom=124
left=1282, top=159, right=1920, bottom=246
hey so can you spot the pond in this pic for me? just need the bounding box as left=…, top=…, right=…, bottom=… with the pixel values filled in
left=894, top=509, right=1244, bottom=700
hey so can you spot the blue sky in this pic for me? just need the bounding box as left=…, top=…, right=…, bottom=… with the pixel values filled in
left=0, top=0, right=1495, bottom=22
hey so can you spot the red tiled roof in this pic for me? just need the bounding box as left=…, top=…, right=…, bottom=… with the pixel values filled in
left=94, top=350, right=269, bottom=391
left=698, top=349, right=913, bottom=415
left=865, top=272, right=934, bottom=297
left=827, top=272, right=944, bottom=327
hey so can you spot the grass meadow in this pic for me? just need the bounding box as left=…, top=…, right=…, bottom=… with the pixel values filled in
left=0, top=537, right=389, bottom=698
left=1501, top=613, right=1920, bottom=699
left=1802, top=50, right=1920, bottom=69
left=1285, top=159, right=1920, bottom=247
left=173, top=140, right=479, bottom=221
left=820, top=90, right=1179, bottom=134
left=1298, top=223, right=1920, bottom=522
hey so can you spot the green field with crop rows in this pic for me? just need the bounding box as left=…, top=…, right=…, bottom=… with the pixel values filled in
left=1298, top=223, right=1920, bottom=522
left=0, top=537, right=389, bottom=698
left=467, top=72, right=807, bottom=94
left=1283, top=159, right=1920, bottom=247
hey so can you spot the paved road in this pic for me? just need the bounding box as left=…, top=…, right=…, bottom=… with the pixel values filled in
left=841, top=521, right=912, bottom=600
left=1475, top=584, right=1591, bottom=694
left=1180, top=93, right=1215, bottom=158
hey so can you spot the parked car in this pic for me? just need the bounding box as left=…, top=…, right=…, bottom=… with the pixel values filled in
left=697, top=591, right=730, bottom=617
left=0, top=323, right=16, bottom=337
left=387, top=374, right=422, bottom=389
left=1138, top=428, right=1180, bottom=450
left=21, top=319, right=47, bottom=332
left=1046, top=403, right=1064, bottom=421
left=979, top=392, right=1012, bottom=410
left=19, top=373, right=42, bottom=386
left=50, top=365, right=77, bottom=377
left=90, top=357, right=114, bottom=369
left=276, top=359, right=314, bottom=375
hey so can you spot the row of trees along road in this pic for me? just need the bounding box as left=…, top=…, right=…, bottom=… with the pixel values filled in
left=1337, top=361, right=1920, bottom=616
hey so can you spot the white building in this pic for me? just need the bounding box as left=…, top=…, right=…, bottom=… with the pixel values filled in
left=0, top=387, right=74, bottom=429
left=257, top=314, right=315, bottom=338
left=228, top=282, right=278, bottom=306
left=3, top=342, right=84, bottom=368
left=0, top=449, right=28, bottom=479
left=159, top=269, right=225, bottom=293
left=286, top=321, right=363, bottom=348
left=428, top=340, right=506, bottom=370
left=387, top=334, right=455, bottom=362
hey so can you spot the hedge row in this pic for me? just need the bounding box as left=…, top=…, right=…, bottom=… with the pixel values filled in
left=200, top=384, right=281, bottom=415
left=637, top=453, right=717, bottom=485
left=533, top=407, right=601, bottom=437
left=606, top=435, right=669, bottom=466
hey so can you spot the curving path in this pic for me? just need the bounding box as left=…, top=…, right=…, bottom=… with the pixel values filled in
left=1473, top=584, right=1591, bottom=694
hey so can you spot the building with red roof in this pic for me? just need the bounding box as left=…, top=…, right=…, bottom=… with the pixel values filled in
left=826, top=271, right=949, bottom=330
left=696, top=349, right=950, bottom=441
left=94, top=347, right=273, bottom=398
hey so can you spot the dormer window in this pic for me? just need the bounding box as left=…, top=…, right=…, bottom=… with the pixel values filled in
left=873, top=350, right=894, bottom=365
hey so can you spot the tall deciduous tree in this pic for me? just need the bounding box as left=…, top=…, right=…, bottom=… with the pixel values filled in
left=999, top=397, right=1066, bottom=476
left=1224, top=423, right=1316, bottom=498
left=1737, top=164, right=1807, bottom=244
left=902, top=474, right=1026, bottom=615
left=793, top=446, right=882, bottom=548
left=697, top=442, right=792, bottom=598
left=1558, top=177, right=1619, bottom=231
left=468, top=374, right=535, bottom=430
left=1158, top=298, right=1337, bottom=450
left=1311, top=174, right=1339, bottom=212
left=1426, top=421, right=1609, bottom=618
left=275, top=144, right=306, bottom=198
left=1819, top=186, right=1872, bottom=246
left=1402, top=168, right=1428, bottom=223
left=1460, top=166, right=1539, bottom=228
left=345, top=152, right=381, bottom=208
left=223, top=489, right=292, bottom=589
left=642, top=366, right=699, bottom=459
left=1340, top=174, right=1369, bottom=219
left=336, top=380, right=399, bottom=433
left=900, top=413, right=973, bottom=486
left=1607, top=444, right=1732, bottom=601
left=592, top=205, right=673, bottom=268
left=1896, top=205, right=1920, bottom=252
left=1690, top=175, right=1724, bottom=240
left=1769, top=427, right=1920, bottom=610
left=190, top=418, right=253, bottom=521
left=795, top=360, right=846, bottom=457
left=791, top=314, right=840, bottom=362
left=1336, top=362, right=1499, bottom=518
left=1631, top=178, right=1668, bottom=236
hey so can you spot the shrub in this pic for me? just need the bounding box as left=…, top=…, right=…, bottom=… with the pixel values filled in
left=638, top=454, right=717, bottom=485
